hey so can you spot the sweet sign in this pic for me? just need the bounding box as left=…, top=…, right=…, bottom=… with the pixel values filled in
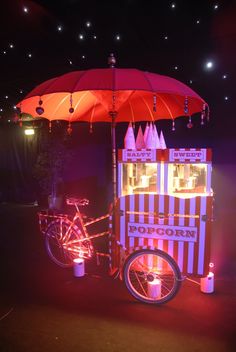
left=169, top=148, right=208, bottom=162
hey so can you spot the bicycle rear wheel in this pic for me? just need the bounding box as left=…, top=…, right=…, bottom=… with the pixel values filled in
left=123, top=249, right=181, bottom=304
left=45, top=219, right=91, bottom=268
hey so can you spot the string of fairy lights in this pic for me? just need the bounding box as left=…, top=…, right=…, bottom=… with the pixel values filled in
left=0, top=1, right=231, bottom=124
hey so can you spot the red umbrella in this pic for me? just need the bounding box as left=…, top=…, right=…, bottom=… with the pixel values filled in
left=17, top=54, right=209, bottom=202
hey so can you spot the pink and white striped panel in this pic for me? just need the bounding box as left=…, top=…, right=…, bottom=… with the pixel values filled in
left=114, top=194, right=212, bottom=276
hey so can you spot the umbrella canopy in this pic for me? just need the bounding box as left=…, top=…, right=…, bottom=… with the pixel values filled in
left=17, top=55, right=209, bottom=203
left=17, top=67, right=208, bottom=125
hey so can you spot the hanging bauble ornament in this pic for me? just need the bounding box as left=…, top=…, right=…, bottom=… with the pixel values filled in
left=36, top=106, right=44, bottom=115
left=67, top=122, right=72, bottom=135
left=108, top=53, right=116, bottom=68
left=172, top=120, right=175, bottom=131
left=36, top=98, right=44, bottom=115
left=89, top=122, right=93, bottom=134
left=153, top=94, right=157, bottom=112
left=206, top=105, right=210, bottom=121
left=184, top=96, right=189, bottom=114
left=69, top=93, right=74, bottom=114
left=201, top=103, right=206, bottom=125
left=187, top=116, right=193, bottom=129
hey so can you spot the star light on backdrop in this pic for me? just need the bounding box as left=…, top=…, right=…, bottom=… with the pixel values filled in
left=205, top=61, right=214, bottom=70
left=0, top=0, right=235, bottom=127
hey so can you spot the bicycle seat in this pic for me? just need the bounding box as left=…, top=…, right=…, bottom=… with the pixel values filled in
left=66, top=197, right=89, bottom=206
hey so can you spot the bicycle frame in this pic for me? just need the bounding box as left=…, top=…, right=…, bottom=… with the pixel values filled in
left=39, top=202, right=111, bottom=261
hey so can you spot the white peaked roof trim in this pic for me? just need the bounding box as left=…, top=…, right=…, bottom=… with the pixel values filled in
left=160, top=130, right=167, bottom=149
left=143, top=122, right=150, bottom=144
left=124, top=122, right=136, bottom=149
left=146, top=123, right=155, bottom=149
left=135, top=125, right=146, bottom=149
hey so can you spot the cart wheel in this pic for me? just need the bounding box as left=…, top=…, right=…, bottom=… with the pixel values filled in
left=45, top=219, right=91, bottom=268
left=123, top=249, right=182, bottom=304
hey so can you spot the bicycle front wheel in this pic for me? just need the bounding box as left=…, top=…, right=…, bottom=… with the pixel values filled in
left=45, top=219, right=91, bottom=268
left=123, top=249, right=181, bottom=304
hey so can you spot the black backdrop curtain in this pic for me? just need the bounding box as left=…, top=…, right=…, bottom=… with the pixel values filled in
left=0, top=125, right=40, bottom=203
left=0, top=123, right=112, bottom=209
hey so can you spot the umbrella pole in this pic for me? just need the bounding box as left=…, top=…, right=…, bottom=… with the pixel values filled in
left=110, top=112, right=117, bottom=206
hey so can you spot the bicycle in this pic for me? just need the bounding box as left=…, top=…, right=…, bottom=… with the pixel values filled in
left=38, top=196, right=182, bottom=305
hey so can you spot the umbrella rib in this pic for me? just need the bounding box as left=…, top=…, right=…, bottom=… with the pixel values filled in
left=89, top=97, right=98, bottom=124
left=71, top=91, right=91, bottom=119
left=128, top=101, right=135, bottom=124
left=51, top=94, right=70, bottom=118
left=143, top=71, right=155, bottom=92
left=156, top=94, right=174, bottom=119
left=138, top=93, right=154, bottom=121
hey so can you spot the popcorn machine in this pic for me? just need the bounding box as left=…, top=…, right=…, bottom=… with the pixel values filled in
left=111, top=147, right=213, bottom=281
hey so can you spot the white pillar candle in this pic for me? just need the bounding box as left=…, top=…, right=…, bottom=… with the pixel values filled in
left=73, top=258, right=85, bottom=277
left=200, top=272, right=214, bottom=293
left=147, top=279, right=162, bottom=299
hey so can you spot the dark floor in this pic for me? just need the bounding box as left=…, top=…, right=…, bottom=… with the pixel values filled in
left=0, top=203, right=235, bottom=352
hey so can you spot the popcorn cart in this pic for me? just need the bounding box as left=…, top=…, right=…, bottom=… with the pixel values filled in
left=109, top=147, right=214, bottom=303
left=18, top=54, right=214, bottom=304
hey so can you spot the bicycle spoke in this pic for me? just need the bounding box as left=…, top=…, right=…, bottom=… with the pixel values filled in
left=124, top=249, right=181, bottom=304
left=132, top=270, right=148, bottom=297
left=45, top=220, right=92, bottom=267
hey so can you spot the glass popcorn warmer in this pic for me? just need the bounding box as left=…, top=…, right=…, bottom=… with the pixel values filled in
left=118, top=148, right=212, bottom=198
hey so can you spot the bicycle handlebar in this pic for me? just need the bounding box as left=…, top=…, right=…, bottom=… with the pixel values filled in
left=66, top=197, right=89, bottom=207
